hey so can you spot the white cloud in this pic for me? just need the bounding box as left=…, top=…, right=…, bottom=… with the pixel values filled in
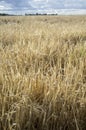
left=33, top=0, right=44, bottom=1
left=0, top=5, right=4, bottom=10
left=29, top=0, right=46, bottom=9
left=0, top=0, right=86, bottom=14
left=33, top=0, right=48, bottom=2
left=0, top=1, right=12, bottom=10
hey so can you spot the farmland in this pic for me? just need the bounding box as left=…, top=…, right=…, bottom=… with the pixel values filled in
left=0, top=16, right=86, bottom=130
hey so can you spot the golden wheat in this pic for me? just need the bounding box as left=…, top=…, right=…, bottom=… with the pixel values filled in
left=0, top=16, right=86, bottom=130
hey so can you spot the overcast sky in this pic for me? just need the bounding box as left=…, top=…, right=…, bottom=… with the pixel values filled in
left=0, top=0, right=86, bottom=14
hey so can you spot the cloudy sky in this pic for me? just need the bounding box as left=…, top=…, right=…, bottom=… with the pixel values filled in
left=0, top=0, right=86, bottom=14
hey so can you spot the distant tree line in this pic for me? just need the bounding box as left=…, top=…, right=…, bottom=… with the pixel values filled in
left=0, top=13, right=58, bottom=16
left=0, top=13, right=9, bottom=16
left=0, top=13, right=16, bottom=16
left=25, top=13, right=58, bottom=16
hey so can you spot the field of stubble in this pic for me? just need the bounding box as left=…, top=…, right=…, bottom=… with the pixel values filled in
left=0, top=16, right=86, bottom=130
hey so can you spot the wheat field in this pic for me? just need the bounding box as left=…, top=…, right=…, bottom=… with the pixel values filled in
left=0, top=15, right=86, bottom=130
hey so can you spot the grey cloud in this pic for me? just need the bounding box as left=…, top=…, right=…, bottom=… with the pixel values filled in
left=0, top=0, right=33, bottom=10
left=0, top=0, right=86, bottom=12
left=64, top=0, right=86, bottom=9
left=29, top=0, right=86, bottom=9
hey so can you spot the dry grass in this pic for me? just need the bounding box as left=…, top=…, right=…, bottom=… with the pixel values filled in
left=0, top=15, right=86, bottom=130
